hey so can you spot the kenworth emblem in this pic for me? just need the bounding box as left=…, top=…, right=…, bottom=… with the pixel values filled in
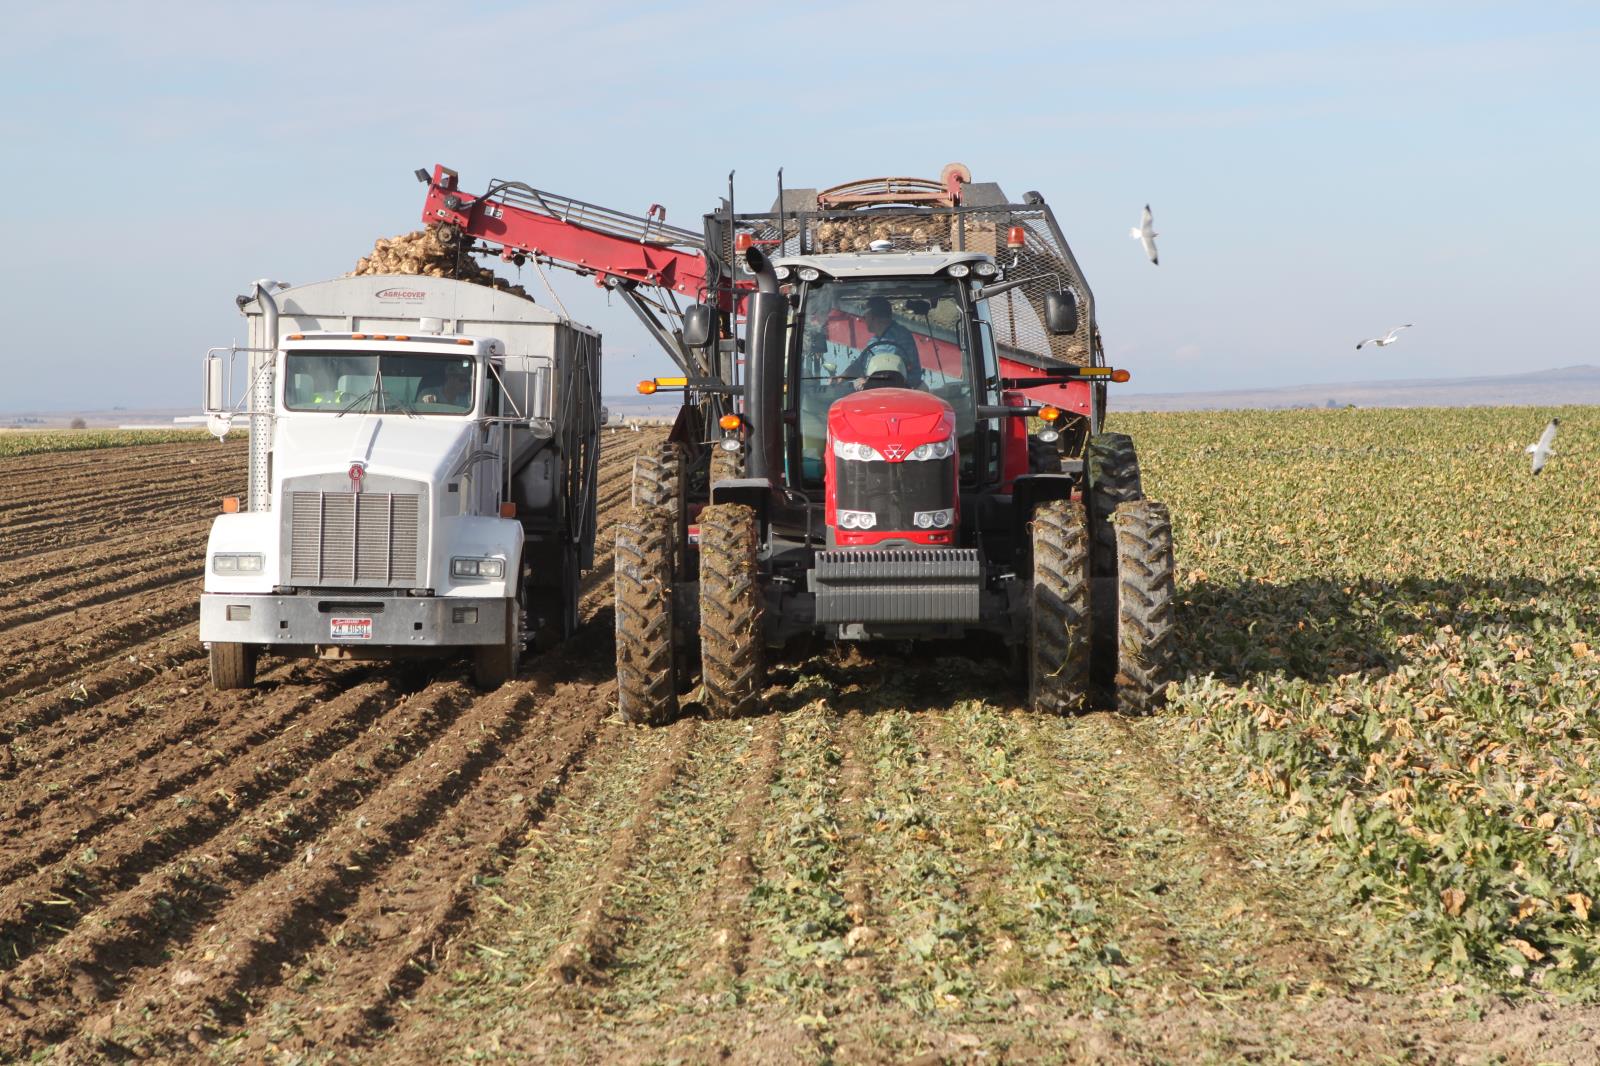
left=348, top=462, right=365, bottom=493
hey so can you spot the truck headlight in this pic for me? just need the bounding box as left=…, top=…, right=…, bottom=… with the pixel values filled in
left=212, top=553, right=264, bottom=574
left=913, top=509, right=954, bottom=529
left=451, top=557, right=505, bottom=579
left=837, top=509, right=877, bottom=530
left=907, top=436, right=955, bottom=461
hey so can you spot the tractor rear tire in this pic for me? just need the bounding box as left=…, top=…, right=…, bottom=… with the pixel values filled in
left=473, top=591, right=523, bottom=689
left=1028, top=499, right=1091, bottom=713
left=698, top=503, right=764, bottom=718
left=615, top=505, right=680, bottom=725
left=1086, top=433, right=1142, bottom=577
left=209, top=642, right=257, bottom=690
left=631, top=442, right=684, bottom=513
left=1111, top=499, right=1176, bottom=715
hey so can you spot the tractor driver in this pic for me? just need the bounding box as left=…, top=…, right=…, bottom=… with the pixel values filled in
left=840, top=296, right=922, bottom=390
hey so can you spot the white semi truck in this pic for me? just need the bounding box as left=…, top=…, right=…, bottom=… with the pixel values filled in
left=200, top=275, right=601, bottom=689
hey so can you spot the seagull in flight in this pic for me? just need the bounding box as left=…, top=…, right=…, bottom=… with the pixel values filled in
left=1355, top=324, right=1413, bottom=350
left=1130, top=205, right=1158, bottom=265
left=1526, top=417, right=1559, bottom=475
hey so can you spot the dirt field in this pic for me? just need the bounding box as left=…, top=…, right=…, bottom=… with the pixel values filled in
left=1, top=428, right=1596, bottom=1064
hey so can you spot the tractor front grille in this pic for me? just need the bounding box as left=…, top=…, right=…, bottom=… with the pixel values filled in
left=287, top=490, right=421, bottom=586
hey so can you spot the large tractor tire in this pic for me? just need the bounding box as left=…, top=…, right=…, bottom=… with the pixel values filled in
left=209, top=642, right=257, bottom=690
left=473, top=589, right=524, bottom=689
left=698, top=503, right=764, bottom=718
left=1028, top=499, right=1092, bottom=713
left=615, top=505, right=680, bottom=725
left=1087, top=432, right=1143, bottom=687
left=631, top=442, right=684, bottom=512
left=1110, top=499, right=1176, bottom=715
left=1086, top=433, right=1142, bottom=576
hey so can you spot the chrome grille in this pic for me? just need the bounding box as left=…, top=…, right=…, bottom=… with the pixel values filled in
left=288, top=491, right=420, bottom=585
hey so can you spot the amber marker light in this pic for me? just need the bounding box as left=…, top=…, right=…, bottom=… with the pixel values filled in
left=351, top=333, right=368, bottom=340
left=455, top=338, right=473, bottom=345
left=287, top=333, right=305, bottom=340
left=1111, top=369, right=1131, bottom=383
left=499, top=502, right=518, bottom=518
left=1039, top=405, right=1062, bottom=423
left=718, top=414, right=742, bottom=431
left=637, top=380, right=658, bottom=395
left=221, top=496, right=241, bottom=513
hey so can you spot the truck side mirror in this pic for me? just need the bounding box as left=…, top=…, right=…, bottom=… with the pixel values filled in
left=682, top=303, right=715, bottom=349
left=205, top=352, right=226, bottom=413
left=1044, top=290, right=1078, bottom=335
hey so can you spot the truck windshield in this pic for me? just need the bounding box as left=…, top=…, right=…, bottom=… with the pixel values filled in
left=793, top=276, right=974, bottom=483
left=283, top=352, right=475, bottom=415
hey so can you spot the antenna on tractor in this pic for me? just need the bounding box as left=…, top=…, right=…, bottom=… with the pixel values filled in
left=776, top=167, right=785, bottom=255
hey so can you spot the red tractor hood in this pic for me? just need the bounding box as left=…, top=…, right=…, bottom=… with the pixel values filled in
left=828, top=388, right=955, bottom=455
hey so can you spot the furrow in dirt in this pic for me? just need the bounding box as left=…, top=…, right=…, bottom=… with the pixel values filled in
left=676, top=715, right=785, bottom=997
left=0, top=585, right=199, bottom=703
left=0, top=674, right=462, bottom=1057
left=0, top=675, right=415, bottom=986
left=233, top=681, right=617, bottom=1054
left=0, top=545, right=203, bottom=631
left=85, top=676, right=574, bottom=1057
left=545, top=718, right=699, bottom=987
left=0, top=525, right=208, bottom=595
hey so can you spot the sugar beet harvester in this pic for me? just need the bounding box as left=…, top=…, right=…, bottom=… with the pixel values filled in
left=199, top=275, right=600, bottom=689
left=412, top=163, right=1176, bottom=718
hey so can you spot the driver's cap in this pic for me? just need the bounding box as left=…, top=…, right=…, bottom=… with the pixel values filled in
left=865, top=351, right=907, bottom=377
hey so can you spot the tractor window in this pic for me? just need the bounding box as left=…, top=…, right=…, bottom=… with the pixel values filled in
left=283, top=352, right=476, bottom=415
left=792, top=276, right=977, bottom=485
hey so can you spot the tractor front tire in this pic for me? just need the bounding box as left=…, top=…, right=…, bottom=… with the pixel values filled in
left=1111, top=499, right=1176, bottom=715
left=1028, top=499, right=1091, bottom=713
left=209, top=642, right=257, bottom=690
left=615, top=506, right=680, bottom=725
left=698, top=503, right=764, bottom=718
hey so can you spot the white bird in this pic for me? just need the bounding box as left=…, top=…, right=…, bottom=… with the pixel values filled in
left=1355, top=324, right=1413, bottom=350
left=1526, top=417, right=1559, bottom=475
left=1130, top=205, right=1158, bottom=265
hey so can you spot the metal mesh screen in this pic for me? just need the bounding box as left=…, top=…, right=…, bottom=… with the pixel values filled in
left=716, top=205, right=1092, bottom=367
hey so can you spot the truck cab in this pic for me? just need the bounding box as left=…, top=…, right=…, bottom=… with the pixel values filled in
left=201, top=275, right=601, bottom=690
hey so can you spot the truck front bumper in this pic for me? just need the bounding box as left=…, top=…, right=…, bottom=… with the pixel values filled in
left=200, top=592, right=507, bottom=647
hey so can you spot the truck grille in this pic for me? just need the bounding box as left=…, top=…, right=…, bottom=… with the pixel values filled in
left=288, top=491, right=420, bottom=585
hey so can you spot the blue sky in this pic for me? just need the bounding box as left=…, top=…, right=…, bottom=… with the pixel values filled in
left=1, top=1, right=1595, bottom=411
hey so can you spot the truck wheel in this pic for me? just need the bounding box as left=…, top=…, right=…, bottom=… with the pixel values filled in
left=1086, top=432, right=1143, bottom=688
left=631, top=442, right=684, bottom=512
left=698, top=503, right=764, bottom=718
left=1028, top=499, right=1091, bottom=713
left=209, top=642, right=257, bottom=690
left=1111, top=499, right=1176, bottom=715
left=615, top=505, right=680, bottom=724
left=473, top=590, right=523, bottom=689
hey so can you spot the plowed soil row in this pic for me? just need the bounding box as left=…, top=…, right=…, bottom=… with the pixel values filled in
left=2, top=430, right=1593, bottom=1065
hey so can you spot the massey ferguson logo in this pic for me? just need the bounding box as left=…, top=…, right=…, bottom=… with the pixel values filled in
left=884, top=444, right=906, bottom=460
left=375, top=287, right=427, bottom=302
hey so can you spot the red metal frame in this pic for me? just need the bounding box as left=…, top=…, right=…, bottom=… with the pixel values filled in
left=421, top=165, right=721, bottom=302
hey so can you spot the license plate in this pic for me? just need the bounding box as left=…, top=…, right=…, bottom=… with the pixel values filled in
left=329, top=616, right=373, bottom=641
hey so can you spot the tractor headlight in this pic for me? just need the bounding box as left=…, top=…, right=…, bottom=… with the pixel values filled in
left=831, top=439, right=886, bottom=462
left=907, top=436, right=955, bottom=461
left=837, top=509, right=877, bottom=530
left=451, top=557, right=505, bottom=579
left=913, top=509, right=954, bottom=529
left=212, top=553, right=264, bottom=574
left=972, top=260, right=998, bottom=278
left=797, top=266, right=822, bottom=282
left=946, top=262, right=970, bottom=278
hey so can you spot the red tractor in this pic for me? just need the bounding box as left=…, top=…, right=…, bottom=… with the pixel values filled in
left=613, top=167, right=1176, bottom=722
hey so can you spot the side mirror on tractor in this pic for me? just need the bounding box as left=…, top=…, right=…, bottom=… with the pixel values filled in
left=682, top=303, right=715, bottom=349
left=1044, top=290, right=1078, bottom=335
